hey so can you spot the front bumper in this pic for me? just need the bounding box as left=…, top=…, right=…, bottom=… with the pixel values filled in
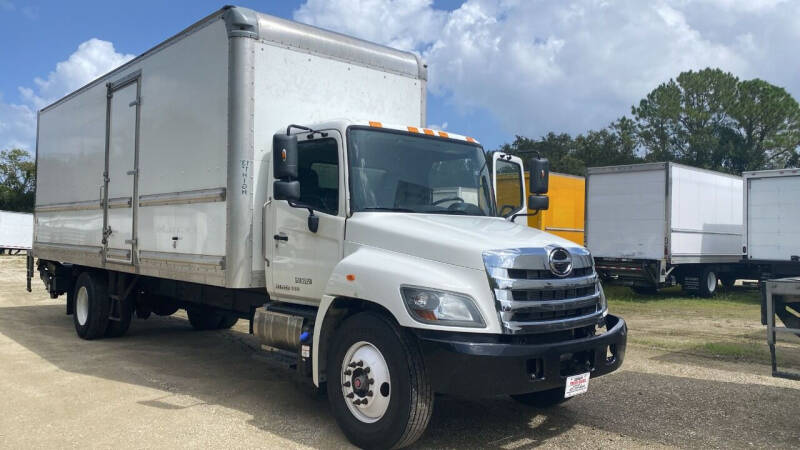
left=414, top=314, right=627, bottom=396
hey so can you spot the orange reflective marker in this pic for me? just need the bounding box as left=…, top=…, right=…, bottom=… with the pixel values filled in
left=466, top=137, right=476, bottom=143
left=346, top=274, right=356, bottom=282
left=438, top=131, right=449, bottom=138
left=407, top=126, right=419, bottom=133
left=423, top=128, right=434, bottom=135
left=369, top=121, right=383, bottom=128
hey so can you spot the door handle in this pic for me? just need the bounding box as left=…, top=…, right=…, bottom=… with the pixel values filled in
left=273, top=234, right=288, bottom=242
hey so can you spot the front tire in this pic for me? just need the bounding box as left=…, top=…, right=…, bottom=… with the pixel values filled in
left=327, top=312, right=433, bottom=449
left=72, top=272, right=110, bottom=340
left=511, top=386, right=570, bottom=408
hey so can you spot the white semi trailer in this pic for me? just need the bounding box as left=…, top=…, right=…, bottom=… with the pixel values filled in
left=586, top=162, right=745, bottom=297
left=31, top=7, right=626, bottom=448
left=0, top=210, right=33, bottom=252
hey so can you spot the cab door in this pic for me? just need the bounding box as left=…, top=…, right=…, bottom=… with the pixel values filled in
left=267, top=131, right=346, bottom=305
left=492, top=152, right=527, bottom=218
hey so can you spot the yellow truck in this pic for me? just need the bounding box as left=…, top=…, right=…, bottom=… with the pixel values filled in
left=497, top=171, right=585, bottom=245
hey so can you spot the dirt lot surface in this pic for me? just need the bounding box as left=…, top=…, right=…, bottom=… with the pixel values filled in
left=1, top=255, right=798, bottom=449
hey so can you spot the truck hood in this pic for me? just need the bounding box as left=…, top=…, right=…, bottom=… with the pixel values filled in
left=345, top=212, right=583, bottom=270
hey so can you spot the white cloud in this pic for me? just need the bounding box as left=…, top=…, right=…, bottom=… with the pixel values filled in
left=0, top=38, right=134, bottom=151
left=293, top=0, right=800, bottom=140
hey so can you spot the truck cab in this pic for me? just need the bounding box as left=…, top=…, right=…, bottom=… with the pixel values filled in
left=259, top=119, right=627, bottom=447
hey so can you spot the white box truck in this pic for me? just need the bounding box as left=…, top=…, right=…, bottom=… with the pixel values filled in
left=743, top=168, right=800, bottom=332
left=586, top=162, right=745, bottom=297
left=0, top=210, right=33, bottom=252
left=30, top=7, right=626, bottom=448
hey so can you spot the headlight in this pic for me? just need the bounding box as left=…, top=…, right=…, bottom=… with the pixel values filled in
left=401, top=286, right=485, bottom=328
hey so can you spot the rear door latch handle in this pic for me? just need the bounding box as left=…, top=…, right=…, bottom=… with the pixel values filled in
left=273, top=234, right=288, bottom=241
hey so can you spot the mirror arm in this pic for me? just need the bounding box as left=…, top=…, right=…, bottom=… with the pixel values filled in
left=508, top=210, right=541, bottom=222
left=288, top=200, right=320, bottom=233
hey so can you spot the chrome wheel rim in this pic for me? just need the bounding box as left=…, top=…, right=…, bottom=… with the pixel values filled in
left=707, top=272, right=716, bottom=292
left=341, top=341, right=391, bottom=423
left=76, top=286, right=89, bottom=326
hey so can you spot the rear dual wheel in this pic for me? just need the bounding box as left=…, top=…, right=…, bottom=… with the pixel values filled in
left=73, top=272, right=110, bottom=340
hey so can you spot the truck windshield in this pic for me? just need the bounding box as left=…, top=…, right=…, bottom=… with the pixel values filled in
left=347, top=128, right=495, bottom=216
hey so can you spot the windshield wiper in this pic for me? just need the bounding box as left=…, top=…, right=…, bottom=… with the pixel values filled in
left=360, top=207, right=416, bottom=213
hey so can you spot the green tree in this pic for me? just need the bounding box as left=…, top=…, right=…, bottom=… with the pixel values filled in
left=0, top=149, right=36, bottom=212
left=724, top=79, right=800, bottom=172
left=632, top=68, right=800, bottom=173
left=632, top=68, right=737, bottom=169
left=499, top=119, right=643, bottom=176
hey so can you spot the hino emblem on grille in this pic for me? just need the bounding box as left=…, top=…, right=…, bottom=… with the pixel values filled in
left=548, top=247, right=573, bottom=277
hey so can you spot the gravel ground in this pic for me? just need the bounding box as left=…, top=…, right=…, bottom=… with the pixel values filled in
left=0, top=255, right=798, bottom=449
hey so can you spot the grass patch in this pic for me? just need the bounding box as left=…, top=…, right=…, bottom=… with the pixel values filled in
left=604, top=284, right=761, bottom=321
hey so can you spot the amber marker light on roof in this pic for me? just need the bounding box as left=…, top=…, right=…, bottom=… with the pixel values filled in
left=369, top=121, right=383, bottom=127
left=423, top=128, right=434, bottom=135
left=407, top=126, right=419, bottom=133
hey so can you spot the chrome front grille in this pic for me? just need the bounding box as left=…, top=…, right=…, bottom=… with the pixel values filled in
left=483, top=247, right=605, bottom=334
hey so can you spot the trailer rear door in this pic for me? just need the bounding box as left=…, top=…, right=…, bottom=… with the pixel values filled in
left=747, top=173, right=800, bottom=260
left=586, top=165, right=666, bottom=260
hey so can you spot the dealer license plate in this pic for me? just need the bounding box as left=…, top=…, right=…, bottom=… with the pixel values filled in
left=564, top=372, right=590, bottom=398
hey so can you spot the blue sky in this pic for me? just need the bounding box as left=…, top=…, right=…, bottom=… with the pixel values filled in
left=0, top=0, right=503, bottom=150
left=3, top=0, right=800, bottom=152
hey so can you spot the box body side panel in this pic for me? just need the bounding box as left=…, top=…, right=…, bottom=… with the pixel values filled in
left=35, top=19, right=231, bottom=286
left=669, top=165, right=743, bottom=262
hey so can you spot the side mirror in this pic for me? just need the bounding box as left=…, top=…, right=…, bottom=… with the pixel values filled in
left=273, top=133, right=298, bottom=180
left=529, top=195, right=549, bottom=211
left=274, top=180, right=300, bottom=202
left=529, top=157, right=549, bottom=194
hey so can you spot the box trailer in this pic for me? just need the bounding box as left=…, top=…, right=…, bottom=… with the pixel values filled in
left=743, top=168, right=800, bottom=335
left=0, top=210, right=33, bottom=252
left=30, top=6, right=626, bottom=448
left=527, top=172, right=585, bottom=245
left=586, top=162, right=744, bottom=296
left=496, top=171, right=585, bottom=245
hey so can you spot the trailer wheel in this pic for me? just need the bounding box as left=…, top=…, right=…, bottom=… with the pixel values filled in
left=698, top=268, right=718, bottom=298
left=327, top=312, right=433, bottom=449
left=72, top=272, right=110, bottom=340
left=510, top=386, right=570, bottom=408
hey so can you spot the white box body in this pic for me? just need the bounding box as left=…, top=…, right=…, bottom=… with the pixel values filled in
left=33, top=7, right=425, bottom=288
left=0, top=211, right=33, bottom=250
left=586, top=162, right=743, bottom=264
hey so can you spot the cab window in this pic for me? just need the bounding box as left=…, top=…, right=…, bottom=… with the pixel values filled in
left=297, top=138, right=339, bottom=215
